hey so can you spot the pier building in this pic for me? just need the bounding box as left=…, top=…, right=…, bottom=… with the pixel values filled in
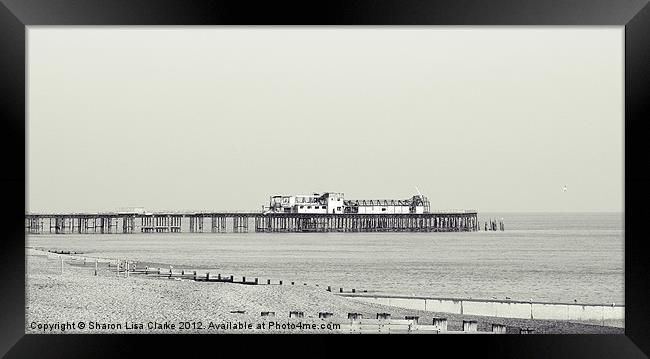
left=266, top=192, right=429, bottom=215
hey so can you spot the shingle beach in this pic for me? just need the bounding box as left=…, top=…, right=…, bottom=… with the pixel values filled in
left=25, top=248, right=623, bottom=334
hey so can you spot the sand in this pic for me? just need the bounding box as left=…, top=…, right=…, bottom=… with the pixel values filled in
left=25, top=249, right=624, bottom=334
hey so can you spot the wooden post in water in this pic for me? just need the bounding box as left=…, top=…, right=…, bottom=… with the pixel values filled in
left=60, top=256, right=63, bottom=274
left=206, top=272, right=210, bottom=281
left=94, top=259, right=98, bottom=276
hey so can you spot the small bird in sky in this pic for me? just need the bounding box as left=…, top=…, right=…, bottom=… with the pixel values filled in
left=562, top=185, right=568, bottom=192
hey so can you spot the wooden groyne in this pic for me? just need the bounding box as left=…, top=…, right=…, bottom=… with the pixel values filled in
left=37, top=247, right=371, bottom=292
left=34, top=249, right=618, bottom=333
left=34, top=250, right=536, bottom=334
left=25, top=211, right=481, bottom=234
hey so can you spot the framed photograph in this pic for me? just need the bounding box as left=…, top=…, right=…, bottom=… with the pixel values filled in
left=2, top=0, right=648, bottom=357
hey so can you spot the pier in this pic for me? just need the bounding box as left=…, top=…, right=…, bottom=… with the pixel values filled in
left=25, top=211, right=479, bottom=234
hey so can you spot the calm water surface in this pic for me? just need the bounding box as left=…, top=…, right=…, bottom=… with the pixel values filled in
left=26, top=212, right=624, bottom=304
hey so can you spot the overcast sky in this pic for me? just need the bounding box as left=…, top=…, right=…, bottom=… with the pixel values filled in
left=27, top=27, right=623, bottom=213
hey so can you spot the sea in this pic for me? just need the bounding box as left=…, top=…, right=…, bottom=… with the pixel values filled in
left=26, top=212, right=624, bottom=305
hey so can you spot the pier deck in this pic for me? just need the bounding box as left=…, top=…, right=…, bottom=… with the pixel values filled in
left=25, top=211, right=479, bottom=234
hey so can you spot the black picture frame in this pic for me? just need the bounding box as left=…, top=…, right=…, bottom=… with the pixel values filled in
left=1, top=0, right=648, bottom=357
